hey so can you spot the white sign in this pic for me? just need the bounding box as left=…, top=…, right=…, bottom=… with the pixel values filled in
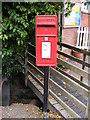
left=42, top=42, right=51, bottom=58
left=64, top=3, right=81, bottom=27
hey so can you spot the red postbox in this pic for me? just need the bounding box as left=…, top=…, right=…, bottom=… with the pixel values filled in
left=35, top=15, right=57, bottom=66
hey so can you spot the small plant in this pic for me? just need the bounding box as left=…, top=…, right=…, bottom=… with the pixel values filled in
left=58, top=50, right=66, bottom=59
left=40, top=107, right=43, bottom=112
left=58, top=53, right=64, bottom=59
left=57, top=64, right=68, bottom=71
left=58, top=50, right=68, bottom=71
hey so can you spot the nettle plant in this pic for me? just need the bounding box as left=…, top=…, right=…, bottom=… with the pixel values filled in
left=2, top=2, right=74, bottom=79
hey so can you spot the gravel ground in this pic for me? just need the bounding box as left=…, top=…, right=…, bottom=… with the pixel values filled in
left=1, top=76, right=62, bottom=119
left=1, top=103, right=42, bottom=118
left=0, top=103, right=62, bottom=119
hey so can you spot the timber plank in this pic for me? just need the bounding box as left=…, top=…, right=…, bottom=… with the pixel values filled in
left=51, top=74, right=78, bottom=94
left=58, top=58, right=89, bottom=79
left=71, top=106, right=85, bottom=118
left=76, top=96, right=87, bottom=105
left=50, top=82, right=86, bottom=113
left=39, top=89, right=43, bottom=94
left=60, top=109, right=72, bottom=118
left=50, top=75, right=86, bottom=112
left=63, top=85, right=76, bottom=93
left=71, top=91, right=81, bottom=97
left=54, top=103, right=64, bottom=111
left=57, top=50, right=90, bottom=68
left=49, top=99, right=72, bottom=118
left=28, top=77, right=35, bottom=82
left=50, top=90, right=81, bottom=118
left=78, top=111, right=85, bottom=118
left=60, top=95, right=68, bottom=102
left=51, top=67, right=89, bottom=96
left=28, top=72, right=71, bottom=118
left=22, top=46, right=90, bottom=118
left=36, top=85, right=43, bottom=91
left=61, top=42, right=90, bottom=56
left=70, top=105, right=82, bottom=114
left=65, top=100, right=74, bottom=107
left=31, top=81, right=39, bottom=86
left=49, top=99, right=58, bottom=105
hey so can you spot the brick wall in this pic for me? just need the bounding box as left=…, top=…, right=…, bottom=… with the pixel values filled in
left=89, top=14, right=90, bottom=28
left=62, top=13, right=89, bottom=54
left=62, top=28, right=78, bottom=45
left=61, top=0, right=89, bottom=54
left=81, top=13, right=90, bottom=27
left=62, top=27, right=78, bottom=54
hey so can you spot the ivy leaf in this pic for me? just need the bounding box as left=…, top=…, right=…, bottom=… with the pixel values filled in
left=18, top=40, right=20, bottom=45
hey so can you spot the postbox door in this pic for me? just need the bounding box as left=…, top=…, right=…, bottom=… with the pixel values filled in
left=36, top=36, right=57, bottom=66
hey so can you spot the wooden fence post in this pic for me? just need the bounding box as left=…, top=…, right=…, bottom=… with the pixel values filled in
left=88, top=91, right=90, bottom=120
left=25, top=45, right=28, bottom=86
left=80, top=54, right=86, bottom=81
left=85, top=90, right=90, bottom=119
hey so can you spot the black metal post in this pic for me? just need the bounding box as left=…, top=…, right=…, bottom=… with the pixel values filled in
left=43, top=66, right=49, bottom=120
left=25, top=46, right=28, bottom=86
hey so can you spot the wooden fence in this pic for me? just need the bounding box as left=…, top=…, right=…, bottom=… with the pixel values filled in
left=18, top=42, right=90, bottom=119
left=76, top=27, right=90, bottom=50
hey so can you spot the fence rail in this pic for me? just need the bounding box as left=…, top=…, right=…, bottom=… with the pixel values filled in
left=18, top=42, right=90, bottom=119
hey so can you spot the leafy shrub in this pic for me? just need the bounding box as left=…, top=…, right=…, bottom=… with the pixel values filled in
left=2, top=2, right=74, bottom=79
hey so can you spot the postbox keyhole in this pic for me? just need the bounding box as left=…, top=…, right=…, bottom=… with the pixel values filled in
left=45, top=37, right=48, bottom=41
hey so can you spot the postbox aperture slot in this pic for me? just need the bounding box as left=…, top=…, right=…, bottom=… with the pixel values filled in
left=37, top=24, right=55, bottom=27
left=37, top=25, right=56, bottom=35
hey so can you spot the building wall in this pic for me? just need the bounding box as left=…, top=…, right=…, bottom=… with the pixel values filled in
left=62, top=27, right=78, bottom=45
left=62, top=27, right=78, bottom=54
left=89, top=14, right=90, bottom=29
left=62, top=28, right=77, bottom=54
left=62, top=12, right=89, bottom=54
left=81, top=13, right=90, bottom=27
